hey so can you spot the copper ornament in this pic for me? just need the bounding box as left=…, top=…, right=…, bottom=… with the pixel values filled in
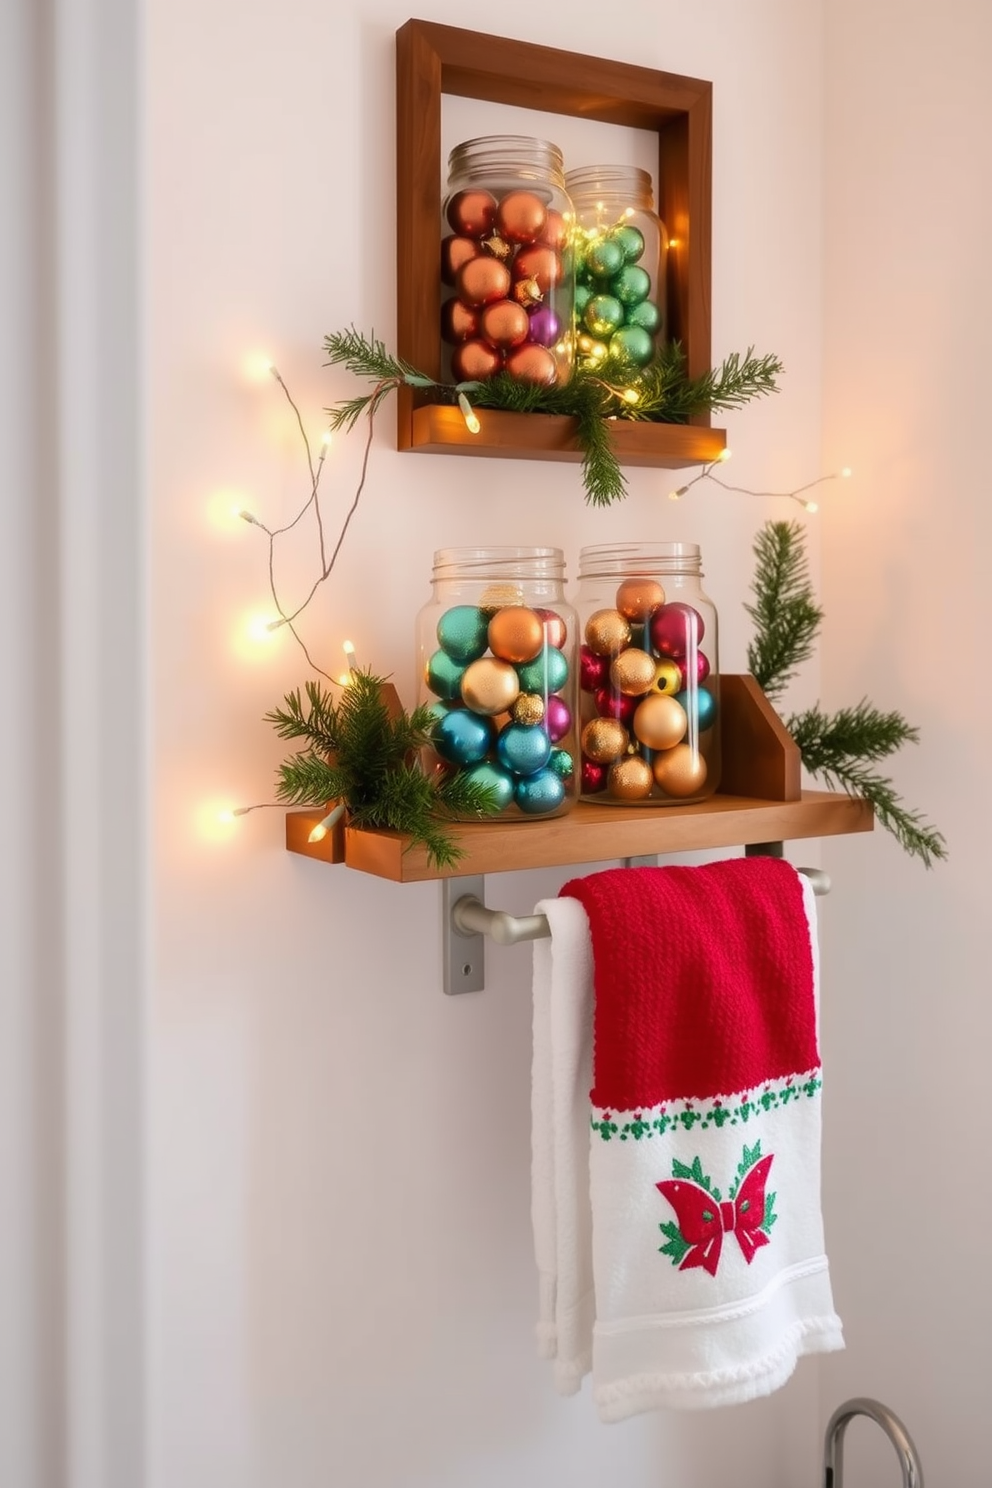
left=512, top=244, right=562, bottom=295
left=652, top=743, right=708, bottom=797
left=615, top=577, right=666, bottom=623
left=446, top=188, right=497, bottom=238
left=504, top=343, right=557, bottom=386
left=607, top=755, right=655, bottom=802
left=609, top=647, right=658, bottom=697
left=538, top=208, right=569, bottom=251
left=440, top=298, right=480, bottom=344
left=584, top=608, right=632, bottom=657
left=451, top=339, right=502, bottom=381
left=495, top=189, right=547, bottom=245
left=512, top=692, right=546, bottom=726
left=461, top=657, right=521, bottom=716
left=479, top=299, right=530, bottom=350
left=632, top=694, right=688, bottom=751
left=456, top=256, right=512, bottom=308
left=441, top=235, right=480, bottom=286
left=487, top=605, right=545, bottom=664
left=580, top=716, right=629, bottom=764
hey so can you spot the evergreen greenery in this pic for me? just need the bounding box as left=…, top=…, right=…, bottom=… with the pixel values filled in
left=323, top=327, right=782, bottom=508
left=746, top=520, right=947, bottom=867
left=265, top=671, right=501, bottom=870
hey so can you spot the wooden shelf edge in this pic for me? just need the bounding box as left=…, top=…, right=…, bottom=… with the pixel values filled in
left=400, top=403, right=725, bottom=470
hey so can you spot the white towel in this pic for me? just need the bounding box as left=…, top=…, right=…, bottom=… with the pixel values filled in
left=531, top=858, right=844, bottom=1421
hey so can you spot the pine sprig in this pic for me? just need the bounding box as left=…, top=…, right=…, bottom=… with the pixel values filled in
left=620, top=344, right=783, bottom=424
left=744, top=520, right=824, bottom=700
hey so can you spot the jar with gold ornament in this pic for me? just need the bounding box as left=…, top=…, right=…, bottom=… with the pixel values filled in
left=441, top=136, right=575, bottom=390
left=418, top=547, right=579, bottom=820
left=573, top=542, right=720, bottom=806
left=564, top=165, right=668, bottom=374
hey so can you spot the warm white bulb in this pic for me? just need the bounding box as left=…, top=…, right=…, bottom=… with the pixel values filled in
left=217, top=809, right=236, bottom=824
left=246, top=614, right=281, bottom=644
left=718, top=447, right=732, bottom=462
left=308, top=822, right=328, bottom=843
left=322, top=430, right=333, bottom=446
left=266, top=617, right=286, bottom=633
left=805, top=500, right=819, bottom=513
left=457, top=391, right=482, bottom=434
left=841, top=466, right=852, bottom=478
left=343, top=639, right=355, bottom=656
left=621, top=388, right=639, bottom=405
left=338, top=672, right=351, bottom=687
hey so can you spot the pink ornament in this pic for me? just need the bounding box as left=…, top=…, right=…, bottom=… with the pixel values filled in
left=580, top=644, right=609, bottom=691
left=594, top=686, right=636, bottom=724
left=544, top=693, right=572, bottom=742
left=678, top=649, right=711, bottom=688
left=581, top=758, right=607, bottom=793
left=527, top=306, right=561, bottom=348
left=649, top=602, right=705, bottom=659
left=535, top=607, right=568, bottom=649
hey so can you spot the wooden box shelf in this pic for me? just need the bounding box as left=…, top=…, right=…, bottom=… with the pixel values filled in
left=396, top=19, right=720, bottom=471
left=284, top=676, right=874, bottom=882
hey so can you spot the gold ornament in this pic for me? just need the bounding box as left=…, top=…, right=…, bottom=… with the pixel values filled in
left=615, top=577, right=666, bottom=623
left=479, top=583, right=525, bottom=614
left=511, top=276, right=544, bottom=307
left=650, top=659, right=683, bottom=696
left=580, top=716, right=629, bottom=764
left=481, top=234, right=513, bottom=262
left=609, top=647, right=658, bottom=696
left=488, top=604, right=545, bottom=663
left=652, top=743, right=708, bottom=797
left=584, top=608, right=631, bottom=657
left=633, top=694, right=688, bottom=751
left=461, top=657, right=521, bottom=716
left=512, top=692, right=546, bottom=725
left=607, top=755, right=654, bottom=801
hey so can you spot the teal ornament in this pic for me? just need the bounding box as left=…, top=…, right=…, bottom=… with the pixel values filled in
left=515, top=767, right=566, bottom=815
left=585, top=236, right=624, bottom=279
left=614, top=223, right=645, bottom=263
left=549, top=747, right=574, bottom=781
left=427, top=649, right=465, bottom=700
left=462, top=760, right=515, bottom=813
left=437, top=604, right=489, bottom=663
left=608, top=324, right=654, bottom=366
left=517, top=646, right=569, bottom=694
left=626, top=298, right=661, bottom=335
left=433, top=708, right=494, bottom=765
left=676, top=686, right=718, bottom=732
left=574, top=283, right=592, bottom=318
left=425, top=699, right=451, bottom=726
left=611, top=264, right=651, bottom=307
left=496, top=722, right=552, bottom=777
left=584, top=294, right=625, bottom=339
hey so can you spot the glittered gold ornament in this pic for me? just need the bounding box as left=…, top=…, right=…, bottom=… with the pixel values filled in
left=580, top=716, right=629, bottom=764
left=584, top=608, right=632, bottom=657
left=615, top=577, right=666, bottom=623
left=512, top=244, right=562, bottom=294
left=495, top=189, right=547, bottom=244
left=650, top=659, right=683, bottom=696
left=512, top=276, right=544, bottom=308
left=609, top=647, right=658, bottom=696
left=632, top=694, right=688, bottom=750
left=504, top=343, right=557, bottom=386
left=479, top=583, right=525, bottom=614
left=461, top=657, right=521, bottom=716
left=456, top=255, right=512, bottom=308
left=488, top=605, right=545, bottom=664
left=440, top=235, right=479, bottom=286
left=652, top=743, right=708, bottom=797
left=607, top=755, right=654, bottom=801
left=479, top=298, right=530, bottom=350
left=451, top=339, right=502, bottom=381
left=512, top=692, right=546, bottom=725
left=481, top=234, right=513, bottom=262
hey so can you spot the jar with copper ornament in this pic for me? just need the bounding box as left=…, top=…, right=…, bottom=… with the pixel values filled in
left=573, top=543, right=720, bottom=806
left=417, top=547, right=579, bottom=821
left=441, top=136, right=575, bottom=390
left=564, top=165, right=668, bottom=373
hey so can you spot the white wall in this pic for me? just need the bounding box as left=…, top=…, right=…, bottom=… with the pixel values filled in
left=146, top=2, right=829, bottom=1486
left=819, top=1, right=992, bottom=1482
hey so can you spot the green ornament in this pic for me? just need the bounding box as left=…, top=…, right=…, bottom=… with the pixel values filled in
left=517, top=647, right=569, bottom=694
left=436, top=604, right=489, bottom=663
left=462, top=760, right=515, bottom=813
left=549, top=747, right=574, bottom=780
left=626, top=298, right=662, bottom=335
left=614, top=223, right=645, bottom=263
left=426, top=649, right=465, bottom=701
left=585, top=237, right=624, bottom=279
left=612, top=264, right=651, bottom=307
left=574, top=283, right=592, bottom=317
left=584, top=294, right=624, bottom=339
left=609, top=324, right=655, bottom=367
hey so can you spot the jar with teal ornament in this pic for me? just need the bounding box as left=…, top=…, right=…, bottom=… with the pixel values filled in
left=417, top=547, right=579, bottom=820
left=564, top=165, right=668, bottom=373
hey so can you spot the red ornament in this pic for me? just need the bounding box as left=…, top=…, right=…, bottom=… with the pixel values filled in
left=446, top=188, right=497, bottom=237
left=678, top=650, right=711, bottom=688
left=595, top=686, right=637, bottom=724
left=441, top=235, right=479, bottom=285
left=504, top=342, right=557, bottom=386
left=580, top=644, right=609, bottom=691
left=535, top=607, right=568, bottom=649
left=451, top=339, right=502, bottom=381
left=649, top=602, right=706, bottom=659
left=479, top=298, right=530, bottom=350
left=440, top=298, right=480, bottom=344
left=581, top=757, right=607, bottom=793
left=495, top=189, right=547, bottom=244
left=512, top=244, right=563, bottom=295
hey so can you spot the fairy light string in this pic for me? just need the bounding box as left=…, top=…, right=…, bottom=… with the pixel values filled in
left=669, top=452, right=852, bottom=511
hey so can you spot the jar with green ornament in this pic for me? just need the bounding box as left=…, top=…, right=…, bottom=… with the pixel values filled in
left=417, top=547, right=579, bottom=820
left=573, top=542, right=720, bottom=806
left=564, top=165, right=668, bottom=374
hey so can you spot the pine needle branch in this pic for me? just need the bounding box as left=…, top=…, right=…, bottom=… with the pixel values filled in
left=745, top=520, right=824, bottom=699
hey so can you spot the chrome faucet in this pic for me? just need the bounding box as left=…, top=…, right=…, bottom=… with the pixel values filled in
left=823, top=1397, right=924, bottom=1487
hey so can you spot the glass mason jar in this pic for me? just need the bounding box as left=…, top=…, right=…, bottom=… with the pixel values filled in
left=417, top=547, right=579, bottom=820
left=564, top=165, right=669, bottom=372
left=574, top=543, right=720, bottom=806
left=441, top=135, right=575, bottom=389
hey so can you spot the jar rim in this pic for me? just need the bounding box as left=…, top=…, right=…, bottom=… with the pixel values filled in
left=577, top=541, right=702, bottom=577
left=432, top=544, right=566, bottom=579
left=447, top=135, right=567, bottom=190
left=565, top=164, right=656, bottom=208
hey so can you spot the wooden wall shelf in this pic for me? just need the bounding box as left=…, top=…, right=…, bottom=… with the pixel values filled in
left=395, top=19, right=717, bottom=471
left=284, top=676, right=874, bottom=882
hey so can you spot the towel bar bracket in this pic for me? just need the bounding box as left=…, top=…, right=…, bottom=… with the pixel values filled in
left=443, top=874, right=487, bottom=996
